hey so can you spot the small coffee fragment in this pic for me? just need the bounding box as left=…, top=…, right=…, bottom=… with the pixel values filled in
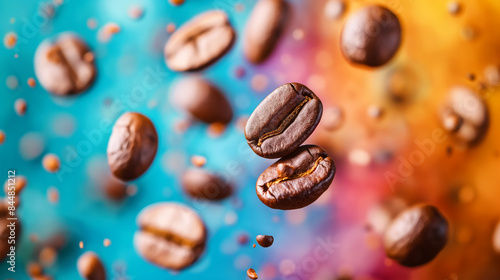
left=247, top=268, right=258, bottom=279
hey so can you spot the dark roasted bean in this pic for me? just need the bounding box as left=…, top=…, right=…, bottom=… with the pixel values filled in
left=341, top=5, right=401, bottom=67
left=107, top=112, right=158, bottom=181
left=256, top=235, right=274, bottom=247
left=134, top=203, right=207, bottom=270
left=245, top=83, right=323, bottom=158
left=256, top=145, right=335, bottom=210
left=384, top=204, right=449, bottom=267
left=164, top=11, right=235, bottom=71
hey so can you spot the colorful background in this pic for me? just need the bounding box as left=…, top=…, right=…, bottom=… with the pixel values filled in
left=1, top=0, right=500, bottom=279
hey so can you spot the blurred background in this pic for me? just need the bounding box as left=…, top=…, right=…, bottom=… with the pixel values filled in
left=1, top=0, right=500, bottom=279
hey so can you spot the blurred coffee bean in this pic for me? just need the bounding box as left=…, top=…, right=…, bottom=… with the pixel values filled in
left=247, top=268, right=258, bottom=279
left=322, top=106, right=343, bottom=131
left=484, top=65, right=500, bottom=86
left=134, top=203, right=207, bottom=270
left=165, top=11, right=235, bottom=71
left=42, top=154, right=60, bottom=173
left=14, top=98, right=27, bottom=116
left=34, top=33, right=96, bottom=95
left=181, top=168, right=232, bottom=200
left=440, top=86, right=489, bottom=145
left=243, top=0, right=288, bottom=63
left=384, top=204, right=448, bottom=267
left=365, top=197, right=406, bottom=234
left=27, top=261, right=44, bottom=277
left=0, top=201, right=21, bottom=262
left=493, top=221, right=500, bottom=254
left=245, top=83, right=323, bottom=158
left=385, top=66, right=419, bottom=103
left=107, top=112, right=158, bottom=181
left=256, top=235, right=274, bottom=247
left=256, top=145, right=335, bottom=210
left=325, top=0, right=346, bottom=20
left=171, top=76, right=233, bottom=124
left=77, top=252, right=106, bottom=280
left=341, top=5, right=401, bottom=67
left=102, top=176, right=127, bottom=201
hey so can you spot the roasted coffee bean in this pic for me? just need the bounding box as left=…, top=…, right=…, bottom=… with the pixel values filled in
left=247, top=268, right=258, bottom=279
left=340, top=5, right=401, bottom=67
left=164, top=11, right=235, bottom=71
left=245, top=83, right=323, bottom=159
left=243, top=0, right=288, bottom=63
left=102, top=176, right=127, bottom=201
left=134, top=203, right=207, bottom=270
left=34, top=33, right=96, bottom=95
left=440, top=86, right=489, bottom=145
left=77, top=252, right=106, bottom=280
left=384, top=204, right=448, bottom=267
left=493, top=221, right=500, bottom=254
left=256, top=235, right=274, bottom=247
left=107, top=112, right=158, bottom=181
left=171, top=76, right=233, bottom=124
left=0, top=201, right=21, bottom=261
left=256, top=145, right=335, bottom=210
left=181, top=168, right=232, bottom=200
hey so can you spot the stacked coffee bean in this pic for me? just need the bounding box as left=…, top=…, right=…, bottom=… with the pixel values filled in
left=245, top=83, right=336, bottom=210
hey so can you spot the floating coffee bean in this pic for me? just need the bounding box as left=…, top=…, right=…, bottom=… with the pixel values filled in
left=77, top=252, right=106, bottom=280
left=0, top=201, right=21, bottom=261
left=245, top=83, right=323, bottom=159
left=493, top=221, right=500, bottom=254
left=107, top=112, right=158, bottom=181
left=164, top=10, right=235, bottom=71
left=171, top=76, right=233, bottom=124
left=256, top=145, right=335, bottom=210
left=181, top=168, right=232, bottom=200
left=256, top=235, right=274, bottom=247
left=134, top=203, right=207, bottom=270
left=341, top=5, right=401, bottom=67
left=247, top=268, right=258, bottom=279
left=243, top=0, right=288, bottom=63
left=34, top=33, right=96, bottom=95
left=384, top=204, right=448, bottom=267
left=440, top=86, right=489, bottom=145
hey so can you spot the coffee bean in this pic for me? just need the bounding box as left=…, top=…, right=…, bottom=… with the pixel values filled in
left=341, top=5, right=401, bottom=67
left=34, top=33, right=96, bottom=95
left=164, top=11, right=235, bottom=71
left=440, top=86, right=489, bottom=145
left=77, top=252, right=106, bottom=280
left=493, top=221, right=500, bottom=254
left=171, top=76, right=233, bottom=124
left=256, top=235, right=274, bottom=247
left=247, top=268, right=258, bottom=279
left=107, top=112, right=158, bottom=181
left=102, top=176, right=127, bottom=201
left=243, top=0, right=288, bottom=63
left=384, top=204, right=448, bottom=267
left=134, top=203, right=207, bottom=270
left=0, top=201, right=21, bottom=262
left=245, top=83, right=323, bottom=159
left=181, top=168, right=232, bottom=200
left=256, top=145, right=335, bottom=210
